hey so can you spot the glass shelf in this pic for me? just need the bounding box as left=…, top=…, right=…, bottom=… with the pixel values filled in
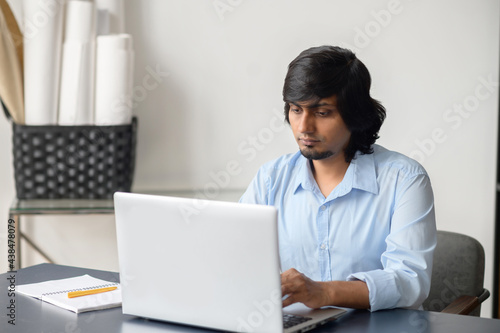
left=7, top=189, right=245, bottom=270
left=9, top=198, right=115, bottom=215
left=9, top=189, right=244, bottom=215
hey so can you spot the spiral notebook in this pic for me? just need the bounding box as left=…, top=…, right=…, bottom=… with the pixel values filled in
left=16, top=274, right=122, bottom=313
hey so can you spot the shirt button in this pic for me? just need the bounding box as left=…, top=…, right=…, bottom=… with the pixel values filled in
left=321, top=205, right=326, bottom=211
left=320, top=244, right=326, bottom=250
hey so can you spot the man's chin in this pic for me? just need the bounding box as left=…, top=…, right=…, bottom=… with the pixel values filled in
left=299, top=148, right=333, bottom=160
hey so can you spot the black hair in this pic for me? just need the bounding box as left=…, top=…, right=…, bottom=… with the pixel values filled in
left=283, top=45, right=386, bottom=162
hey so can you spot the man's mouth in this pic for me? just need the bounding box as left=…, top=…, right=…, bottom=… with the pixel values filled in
left=299, top=137, right=321, bottom=146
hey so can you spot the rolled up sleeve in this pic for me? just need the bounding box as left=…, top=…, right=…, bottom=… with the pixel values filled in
left=348, top=173, right=436, bottom=311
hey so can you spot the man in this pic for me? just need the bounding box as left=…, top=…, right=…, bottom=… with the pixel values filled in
left=239, top=45, right=436, bottom=311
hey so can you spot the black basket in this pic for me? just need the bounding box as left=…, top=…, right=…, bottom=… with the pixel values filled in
left=12, top=117, right=137, bottom=199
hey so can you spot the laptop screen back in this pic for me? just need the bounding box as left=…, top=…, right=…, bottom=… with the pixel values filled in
left=114, top=192, right=283, bottom=332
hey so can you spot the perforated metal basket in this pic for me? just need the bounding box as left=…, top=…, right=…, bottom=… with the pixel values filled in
left=12, top=118, right=137, bottom=199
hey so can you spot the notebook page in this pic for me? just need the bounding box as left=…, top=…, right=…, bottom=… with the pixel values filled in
left=16, top=274, right=122, bottom=313
left=41, top=284, right=122, bottom=313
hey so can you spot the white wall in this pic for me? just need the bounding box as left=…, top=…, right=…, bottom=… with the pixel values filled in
left=0, top=0, right=498, bottom=317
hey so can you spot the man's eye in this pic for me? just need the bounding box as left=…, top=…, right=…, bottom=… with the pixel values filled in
left=317, top=111, right=329, bottom=116
left=291, top=108, right=301, bottom=113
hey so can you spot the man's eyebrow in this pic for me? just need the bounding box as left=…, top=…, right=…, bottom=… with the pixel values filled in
left=311, top=102, right=336, bottom=108
left=292, top=102, right=337, bottom=108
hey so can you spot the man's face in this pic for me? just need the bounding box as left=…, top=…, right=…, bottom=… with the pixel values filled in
left=288, top=95, right=351, bottom=161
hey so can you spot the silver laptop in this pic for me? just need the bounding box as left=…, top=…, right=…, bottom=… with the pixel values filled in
left=114, top=192, right=345, bottom=333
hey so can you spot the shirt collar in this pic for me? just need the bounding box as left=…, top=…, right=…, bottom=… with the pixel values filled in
left=292, top=151, right=379, bottom=196
left=350, top=151, right=379, bottom=195
left=292, top=154, right=315, bottom=193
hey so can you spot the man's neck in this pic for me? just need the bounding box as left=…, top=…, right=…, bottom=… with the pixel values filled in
left=310, top=155, right=350, bottom=198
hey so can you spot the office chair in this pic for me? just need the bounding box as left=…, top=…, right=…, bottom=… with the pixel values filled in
left=422, top=230, right=490, bottom=316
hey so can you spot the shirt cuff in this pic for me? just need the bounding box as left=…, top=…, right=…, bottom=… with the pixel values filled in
left=347, top=270, right=400, bottom=312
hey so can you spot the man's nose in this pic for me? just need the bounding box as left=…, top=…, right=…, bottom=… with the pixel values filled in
left=298, top=112, right=315, bottom=133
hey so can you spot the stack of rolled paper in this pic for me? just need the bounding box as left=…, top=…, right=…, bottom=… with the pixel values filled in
left=17, top=0, right=134, bottom=126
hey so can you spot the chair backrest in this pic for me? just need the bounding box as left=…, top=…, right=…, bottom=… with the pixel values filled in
left=423, top=230, right=486, bottom=316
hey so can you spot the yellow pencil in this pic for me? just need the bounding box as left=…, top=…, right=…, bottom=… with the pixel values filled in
left=67, top=286, right=117, bottom=298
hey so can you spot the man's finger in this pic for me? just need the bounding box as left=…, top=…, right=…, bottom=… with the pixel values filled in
left=281, top=284, right=292, bottom=301
left=282, top=280, right=300, bottom=296
left=282, top=294, right=295, bottom=308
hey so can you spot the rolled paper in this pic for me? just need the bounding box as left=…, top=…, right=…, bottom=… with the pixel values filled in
left=0, top=3, right=23, bottom=123
left=0, top=0, right=23, bottom=77
left=23, top=0, right=65, bottom=125
left=94, top=34, right=134, bottom=125
left=58, top=0, right=96, bottom=125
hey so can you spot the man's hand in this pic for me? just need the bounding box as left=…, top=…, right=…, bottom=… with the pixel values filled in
left=281, top=268, right=370, bottom=309
left=281, top=268, right=330, bottom=308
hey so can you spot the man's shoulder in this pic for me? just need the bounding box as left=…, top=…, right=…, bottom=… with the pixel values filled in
left=370, top=145, right=428, bottom=177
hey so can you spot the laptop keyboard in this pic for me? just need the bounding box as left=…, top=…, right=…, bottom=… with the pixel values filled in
left=283, top=313, right=313, bottom=329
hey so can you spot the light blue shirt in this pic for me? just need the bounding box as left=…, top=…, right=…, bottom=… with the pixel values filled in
left=240, top=144, right=436, bottom=311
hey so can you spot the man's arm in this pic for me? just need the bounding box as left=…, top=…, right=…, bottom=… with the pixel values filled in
left=281, top=268, right=369, bottom=309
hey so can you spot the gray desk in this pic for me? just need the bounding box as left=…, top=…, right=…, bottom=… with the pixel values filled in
left=2, top=264, right=500, bottom=333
